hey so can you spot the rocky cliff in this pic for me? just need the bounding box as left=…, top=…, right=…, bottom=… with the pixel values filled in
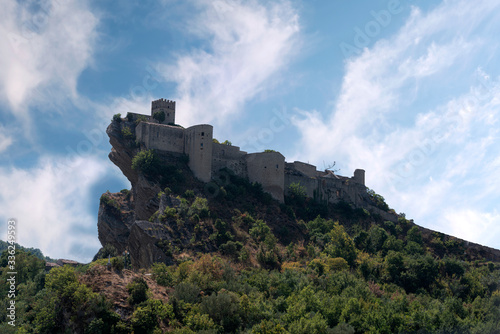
left=98, top=117, right=217, bottom=268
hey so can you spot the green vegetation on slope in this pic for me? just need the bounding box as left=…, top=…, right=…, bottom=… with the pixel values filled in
left=3, top=168, right=500, bottom=333
left=2, top=207, right=500, bottom=333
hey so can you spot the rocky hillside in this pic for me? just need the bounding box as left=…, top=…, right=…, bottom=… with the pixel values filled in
left=98, top=114, right=500, bottom=269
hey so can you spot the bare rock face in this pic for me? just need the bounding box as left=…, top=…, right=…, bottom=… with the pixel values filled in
left=97, top=188, right=201, bottom=268
left=107, top=121, right=139, bottom=186
left=134, top=174, right=162, bottom=221
left=97, top=192, right=135, bottom=254
left=127, top=221, right=174, bottom=269
left=97, top=191, right=173, bottom=268
left=106, top=120, right=163, bottom=221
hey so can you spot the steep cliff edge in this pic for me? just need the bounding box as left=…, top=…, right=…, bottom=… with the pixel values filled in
left=107, top=120, right=162, bottom=221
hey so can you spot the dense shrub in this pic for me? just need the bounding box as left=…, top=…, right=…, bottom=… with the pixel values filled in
left=151, top=262, right=174, bottom=287
left=172, top=282, right=200, bottom=304
left=367, top=188, right=389, bottom=211
left=111, top=256, right=125, bottom=272
left=121, top=126, right=135, bottom=140
left=131, top=299, right=173, bottom=333
left=220, top=241, right=243, bottom=260
left=188, top=197, right=210, bottom=219
left=127, top=277, right=149, bottom=305
left=132, top=149, right=161, bottom=176
left=201, top=290, right=241, bottom=332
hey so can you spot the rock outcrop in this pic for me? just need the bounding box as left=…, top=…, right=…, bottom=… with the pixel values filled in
left=97, top=191, right=135, bottom=254
left=99, top=118, right=209, bottom=268
left=99, top=118, right=170, bottom=267
left=127, top=221, right=175, bottom=268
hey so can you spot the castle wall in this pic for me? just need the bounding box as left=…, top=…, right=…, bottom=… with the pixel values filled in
left=284, top=171, right=367, bottom=206
left=246, top=152, right=285, bottom=202
left=135, top=122, right=184, bottom=153
left=185, top=125, right=213, bottom=182
left=136, top=99, right=369, bottom=208
left=291, top=161, right=317, bottom=177
left=320, top=176, right=361, bottom=205
left=284, top=174, right=318, bottom=198
left=212, top=143, right=247, bottom=177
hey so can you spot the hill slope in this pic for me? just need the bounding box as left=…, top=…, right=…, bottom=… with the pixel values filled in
left=1, top=114, right=500, bottom=333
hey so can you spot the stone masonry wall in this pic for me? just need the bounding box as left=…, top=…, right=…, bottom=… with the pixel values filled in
left=184, top=124, right=213, bottom=182
left=284, top=169, right=367, bottom=207
left=151, top=98, right=176, bottom=125
left=136, top=122, right=184, bottom=153
left=212, top=143, right=248, bottom=177
left=246, top=152, right=285, bottom=202
left=291, top=161, right=317, bottom=177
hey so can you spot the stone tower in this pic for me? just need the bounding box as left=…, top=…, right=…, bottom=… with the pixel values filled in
left=151, top=98, right=175, bottom=124
left=353, top=169, right=365, bottom=185
left=184, top=124, right=213, bottom=182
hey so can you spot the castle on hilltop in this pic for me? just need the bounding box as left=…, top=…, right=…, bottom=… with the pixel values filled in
left=131, top=99, right=367, bottom=206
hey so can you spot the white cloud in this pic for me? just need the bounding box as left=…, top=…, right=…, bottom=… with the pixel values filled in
left=290, top=0, right=500, bottom=248
left=93, top=95, right=154, bottom=128
left=294, top=1, right=500, bottom=159
left=0, top=132, right=13, bottom=153
left=0, top=0, right=98, bottom=118
left=158, top=0, right=300, bottom=126
left=442, top=209, right=500, bottom=247
left=0, top=156, right=108, bottom=262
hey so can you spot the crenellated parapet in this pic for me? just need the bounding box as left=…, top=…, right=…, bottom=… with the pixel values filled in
left=152, top=98, right=176, bottom=110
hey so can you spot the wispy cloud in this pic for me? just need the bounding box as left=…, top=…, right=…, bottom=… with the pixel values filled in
left=0, top=0, right=98, bottom=120
left=0, top=156, right=108, bottom=262
left=290, top=0, right=500, bottom=247
left=0, top=124, right=13, bottom=153
left=157, top=0, right=300, bottom=126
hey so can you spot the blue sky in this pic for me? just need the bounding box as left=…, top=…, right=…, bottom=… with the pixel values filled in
left=1, top=0, right=500, bottom=262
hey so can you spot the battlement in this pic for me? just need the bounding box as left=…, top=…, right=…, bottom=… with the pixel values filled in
left=152, top=98, right=176, bottom=111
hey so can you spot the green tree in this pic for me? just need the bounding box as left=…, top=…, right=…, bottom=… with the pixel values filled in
left=151, top=263, right=174, bottom=287
left=33, top=265, right=119, bottom=332
left=132, top=149, right=161, bottom=176
left=289, top=313, right=328, bottom=334
left=131, top=299, right=174, bottom=333
left=153, top=110, right=166, bottom=123
left=201, top=290, right=241, bottom=333
left=406, top=226, right=423, bottom=244
left=187, top=197, right=210, bottom=219
left=324, top=222, right=357, bottom=266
